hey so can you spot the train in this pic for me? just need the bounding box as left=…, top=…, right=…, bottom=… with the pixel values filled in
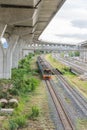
left=37, top=56, right=52, bottom=79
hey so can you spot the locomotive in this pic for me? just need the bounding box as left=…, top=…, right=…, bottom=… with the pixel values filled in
left=37, top=56, right=52, bottom=79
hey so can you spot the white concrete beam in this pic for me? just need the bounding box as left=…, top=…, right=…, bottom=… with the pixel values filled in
left=0, top=0, right=40, bottom=7
left=0, top=24, right=7, bottom=38
left=33, top=0, right=66, bottom=40
left=0, top=23, right=7, bottom=35
left=13, top=27, right=33, bottom=36
left=0, top=8, right=35, bottom=26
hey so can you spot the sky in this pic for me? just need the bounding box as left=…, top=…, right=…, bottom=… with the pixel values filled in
left=1, top=37, right=8, bottom=48
left=39, top=0, right=87, bottom=45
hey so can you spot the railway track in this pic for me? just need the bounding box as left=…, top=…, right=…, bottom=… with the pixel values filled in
left=45, top=80, right=75, bottom=130
left=54, top=69, right=87, bottom=116
left=43, top=58, right=87, bottom=116
left=53, top=55, right=87, bottom=74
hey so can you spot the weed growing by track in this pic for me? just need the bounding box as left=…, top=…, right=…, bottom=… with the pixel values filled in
left=76, top=119, right=87, bottom=130
left=0, top=53, right=40, bottom=130
left=46, top=54, right=87, bottom=129
left=46, top=54, right=87, bottom=96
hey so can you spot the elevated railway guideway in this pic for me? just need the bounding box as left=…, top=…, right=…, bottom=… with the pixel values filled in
left=80, top=40, right=87, bottom=48
left=79, top=41, right=87, bottom=62
left=0, top=0, right=66, bottom=79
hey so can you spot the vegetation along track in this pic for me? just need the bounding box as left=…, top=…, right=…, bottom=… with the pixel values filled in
left=45, top=80, right=75, bottom=130
left=54, top=69, right=87, bottom=116
left=44, top=57, right=87, bottom=116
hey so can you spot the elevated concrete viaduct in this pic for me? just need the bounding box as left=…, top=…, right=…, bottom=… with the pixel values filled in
left=79, top=41, right=87, bottom=62
left=0, top=0, right=66, bottom=79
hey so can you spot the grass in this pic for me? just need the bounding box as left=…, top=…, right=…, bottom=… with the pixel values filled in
left=0, top=54, right=40, bottom=129
left=65, top=97, right=71, bottom=103
left=64, top=74, right=87, bottom=97
left=45, top=54, right=67, bottom=72
left=0, top=54, right=55, bottom=130
left=46, top=54, right=87, bottom=129
left=76, top=119, right=87, bottom=130
left=45, top=54, right=87, bottom=97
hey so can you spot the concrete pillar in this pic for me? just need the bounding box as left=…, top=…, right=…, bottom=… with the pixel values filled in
left=12, top=35, right=33, bottom=69
left=0, top=45, right=4, bottom=78
left=80, top=48, right=87, bottom=62
left=84, top=49, right=87, bottom=62
left=85, top=49, right=87, bottom=62
left=0, top=35, right=19, bottom=79
left=22, top=43, right=32, bottom=58
left=19, top=40, right=26, bottom=60
left=12, top=40, right=20, bottom=68
left=12, top=39, right=24, bottom=69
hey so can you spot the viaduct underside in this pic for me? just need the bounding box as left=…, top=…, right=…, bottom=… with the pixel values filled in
left=0, top=0, right=65, bottom=79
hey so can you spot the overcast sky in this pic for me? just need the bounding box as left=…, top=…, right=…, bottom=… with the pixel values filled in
left=39, top=0, right=87, bottom=45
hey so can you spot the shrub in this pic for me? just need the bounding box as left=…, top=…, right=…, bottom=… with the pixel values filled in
left=9, top=115, right=27, bottom=130
left=74, top=51, right=80, bottom=56
left=18, top=58, right=26, bottom=68
left=30, top=78, right=39, bottom=91
left=0, top=91, right=9, bottom=99
left=12, top=69, right=25, bottom=80
left=30, top=106, right=40, bottom=119
left=22, top=77, right=39, bottom=92
left=63, top=66, right=70, bottom=72
left=15, top=115, right=27, bottom=128
left=8, top=88, right=19, bottom=96
left=9, top=120, right=18, bottom=130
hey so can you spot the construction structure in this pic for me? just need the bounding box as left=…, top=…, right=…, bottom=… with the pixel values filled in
left=0, top=0, right=66, bottom=79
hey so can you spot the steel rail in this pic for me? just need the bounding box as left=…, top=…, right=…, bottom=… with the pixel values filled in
left=55, top=69, right=87, bottom=116
left=45, top=80, right=75, bottom=130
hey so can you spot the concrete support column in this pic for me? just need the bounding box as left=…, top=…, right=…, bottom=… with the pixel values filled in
left=19, top=34, right=33, bottom=59
left=25, top=41, right=35, bottom=56
left=79, top=47, right=83, bottom=61
left=12, top=39, right=24, bottom=69
left=19, top=40, right=27, bottom=60
left=81, top=48, right=86, bottom=62
left=12, top=40, right=20, bottom=68
left=12, top=35, right=32, bottom=68
left=86, top=49, right=87, bottom=62
left=83, top=49, right=85, bottom=62
left=0, top=35, right=19, bottom=79
left=84, top=49, right=87, bottom=62
left=0, top=45, right=4, bottom=78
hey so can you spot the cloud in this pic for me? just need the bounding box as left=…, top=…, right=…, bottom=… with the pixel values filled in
left=41, top=18, right=87, bottom=35
left=71, top=20, right=87, bottom=28
left=39, top=0, right=87, bottom=45
left=39, top=34, right=82, bottom=44
left=55, top=34, right=87, bottom=40
left=56, top=0, right=87, bottom=21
